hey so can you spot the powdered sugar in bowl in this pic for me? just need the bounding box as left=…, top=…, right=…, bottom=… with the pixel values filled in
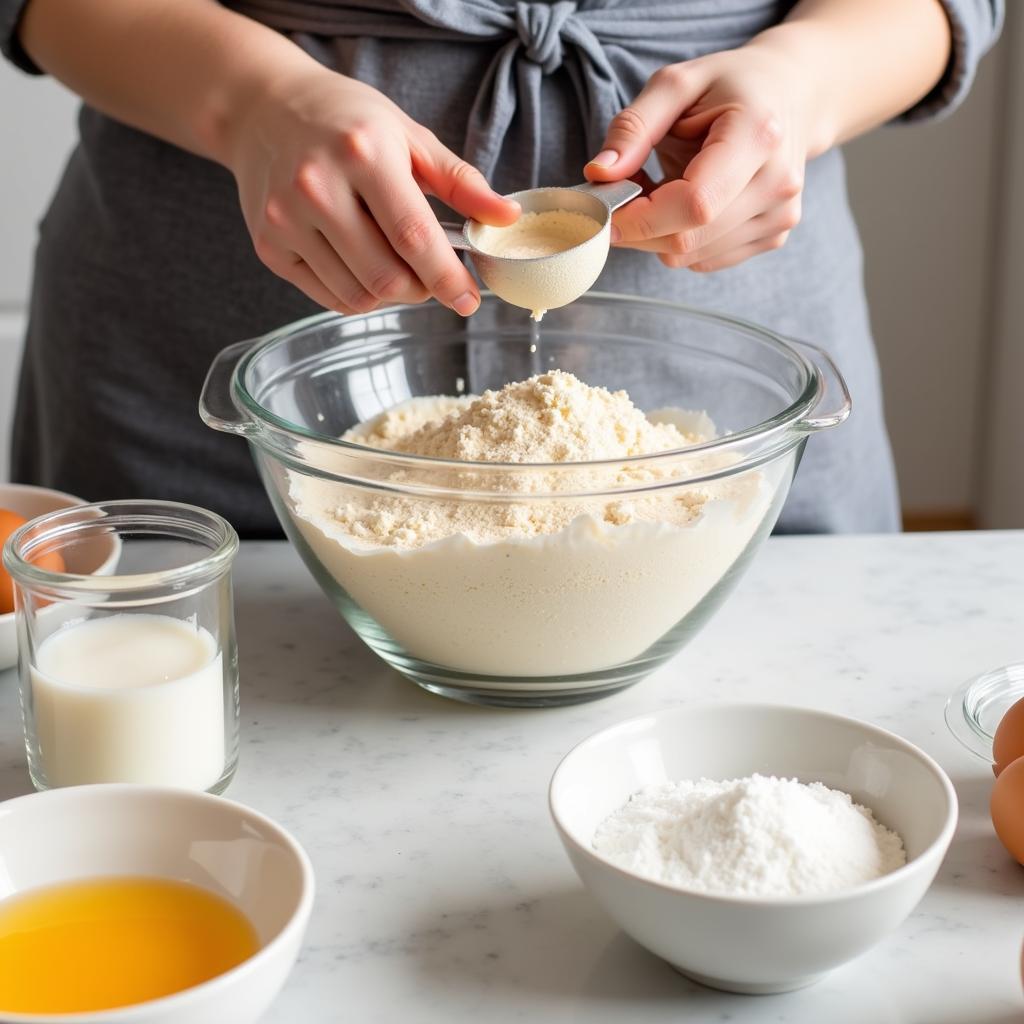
left=549, top=704, right=958, bottom=994
left=201, top=294, right=849, bottom=706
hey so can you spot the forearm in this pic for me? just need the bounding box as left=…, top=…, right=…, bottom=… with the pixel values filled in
left=17, top=0, right=320, bottom=165
left=750, top=0, right=953, bottom=157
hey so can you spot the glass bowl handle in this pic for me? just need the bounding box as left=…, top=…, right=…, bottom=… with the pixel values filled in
left=787, top=338, right=853, bottom=432
left=199, top=339, right=259, bottom=437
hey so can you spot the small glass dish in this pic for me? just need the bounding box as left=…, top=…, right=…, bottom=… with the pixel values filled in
left=944, top=664, right=1024, bottom=765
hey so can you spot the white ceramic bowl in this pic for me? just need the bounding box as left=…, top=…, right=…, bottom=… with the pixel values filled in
left=0, top=784, right=314, bottom=1023
left=549, top=703, right=958, bottom=995
left=0, top=484, right=121, bottom=670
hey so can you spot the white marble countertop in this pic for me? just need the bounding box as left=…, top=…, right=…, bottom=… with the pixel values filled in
left=2, top=531, right=1023, bottom=1022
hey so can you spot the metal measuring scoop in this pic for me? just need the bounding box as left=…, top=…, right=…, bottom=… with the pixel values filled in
left=443, top=180, right=641, bottom=318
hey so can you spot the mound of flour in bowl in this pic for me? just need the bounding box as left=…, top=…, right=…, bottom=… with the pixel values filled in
left=593, top=774, right=907, bottom=897
left=286, top=371, right=772, bottom=680
left=331, top=370, right=720, bottom=546
left=362, top=369, right=693, bottom=463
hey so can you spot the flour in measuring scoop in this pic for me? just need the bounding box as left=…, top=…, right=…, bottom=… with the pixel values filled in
left=472, top=210, right=603, bottom=320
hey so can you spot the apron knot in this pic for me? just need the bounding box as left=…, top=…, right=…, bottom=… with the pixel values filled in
left=515, top=0, right=577, bottom=75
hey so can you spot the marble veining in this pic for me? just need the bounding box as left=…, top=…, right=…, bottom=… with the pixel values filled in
left=1, top=532, right=1022, bottom=1022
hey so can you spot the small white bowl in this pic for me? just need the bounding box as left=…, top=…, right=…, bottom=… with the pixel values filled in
left=0, top=784, right=314, bottom=1023
left=0, top=483, right=121, bottom=670
left=549, top=703, right=958, bottom=994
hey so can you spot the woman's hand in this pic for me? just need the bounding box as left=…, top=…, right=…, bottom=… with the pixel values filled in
left=586, top=0, right=952, bottom=276
left=584, top=42, right=820, bottom=273
left=227, top=67, right=519, bottom=314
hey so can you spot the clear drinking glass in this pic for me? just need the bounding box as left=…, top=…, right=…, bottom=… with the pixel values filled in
left=2, top=500, right=240, bottom=793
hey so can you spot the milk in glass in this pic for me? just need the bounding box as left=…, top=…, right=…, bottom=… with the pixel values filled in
left=31, top=614, right=225, bottom=789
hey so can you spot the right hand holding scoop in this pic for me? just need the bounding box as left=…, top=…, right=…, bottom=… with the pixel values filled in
left=227, top=68, right=519, bottom=316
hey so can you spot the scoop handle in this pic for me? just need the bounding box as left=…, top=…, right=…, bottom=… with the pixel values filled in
left=199, top=339, right=259, bottom=437
left=787, top=338, right=853, bottom=432
left=442, top=223, right=472, bottom=251
left=572, top=180, right=643, bottom=211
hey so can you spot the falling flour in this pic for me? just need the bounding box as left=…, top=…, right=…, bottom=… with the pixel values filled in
left=593, top=774, right=907, bottom=897
left=287, top=372, right=772, bottom=681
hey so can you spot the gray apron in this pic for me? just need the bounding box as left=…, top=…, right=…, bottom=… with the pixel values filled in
left=12, top=0, right=901, bottom=535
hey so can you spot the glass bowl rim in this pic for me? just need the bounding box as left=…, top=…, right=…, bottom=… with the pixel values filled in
left=230, top=291, right=823, bottom=472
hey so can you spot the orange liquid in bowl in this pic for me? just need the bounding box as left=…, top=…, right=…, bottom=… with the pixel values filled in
left=0, top=876, right=260, bottom=1013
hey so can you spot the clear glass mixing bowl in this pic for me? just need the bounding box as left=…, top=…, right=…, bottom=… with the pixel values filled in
left=200, top=294, right=849, bottom=706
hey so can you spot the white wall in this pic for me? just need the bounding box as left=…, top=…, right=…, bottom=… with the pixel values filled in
left=980, top=6, right=1024, bottom=529
left=0, top=62, right=78, bottom=483
left=0, top=24, right=1021, bottom=526
left=0, top=312, right=24, bottom=482
left=0, top=70, right=77, bottom=304
left=845, top=44, right=1004, bottom=520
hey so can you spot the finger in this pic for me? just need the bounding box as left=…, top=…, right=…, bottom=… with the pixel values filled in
left=294, top=229, right=380, bottom=313
left=660, top=227, right=792, bottom=272
left=609, top=178, right=715, bottom=243
left=616, top=160, right=802, bottom=250
left=314, top=192, right=429, bottom=305
left=359, top=165, right=482, bottom=315
left=673, top=107, right=781, bottom=225
left=687, top=231, right=791, bottom=273
left=285, top=156, right=429, bottom=305
left=584, top=63, right=708, bottom=181
left=265, top=250, right=362, bottom=314
left=615, top=187, right=768, bottom=255
left=661, top=196, right=801, bottom=266
left=615, top=110, right=777, bottom=247
left=250, top=229, right=355, bottom=311
left=412, top=129, right=520, bottom=226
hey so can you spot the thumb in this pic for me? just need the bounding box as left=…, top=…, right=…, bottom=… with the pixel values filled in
left=413, top=131, right=520, bottom=226
left=585, top=64, right=707, bottom=181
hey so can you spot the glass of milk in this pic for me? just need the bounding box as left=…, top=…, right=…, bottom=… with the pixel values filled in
left=2, top=501, right=240, bottom=794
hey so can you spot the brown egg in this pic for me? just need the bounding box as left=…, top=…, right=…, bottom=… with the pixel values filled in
left=0, top=509, right=65, bottom=614
left=0, top=509, right=29, bottom=614
left=991, top=754, right=1024, bottom=865
left=993, top=697, right=1024, bottom=777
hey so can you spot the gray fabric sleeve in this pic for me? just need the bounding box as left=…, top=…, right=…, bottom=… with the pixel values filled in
left=0, top=0, right=41, bottom=74
left=903, top=0, right=1004, bottom=122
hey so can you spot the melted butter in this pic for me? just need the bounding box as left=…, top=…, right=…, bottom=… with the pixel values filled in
left=0, top=876, right=259, bottom=1013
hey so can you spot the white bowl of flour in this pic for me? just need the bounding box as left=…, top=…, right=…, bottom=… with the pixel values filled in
left=549, top=704, right=957, bottom=994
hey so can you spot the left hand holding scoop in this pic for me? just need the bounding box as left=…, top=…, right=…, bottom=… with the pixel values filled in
left=584, top=44, right=813, bottom=273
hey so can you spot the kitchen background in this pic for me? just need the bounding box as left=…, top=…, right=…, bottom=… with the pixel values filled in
left=0, top=8, right=1021, bottom=530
